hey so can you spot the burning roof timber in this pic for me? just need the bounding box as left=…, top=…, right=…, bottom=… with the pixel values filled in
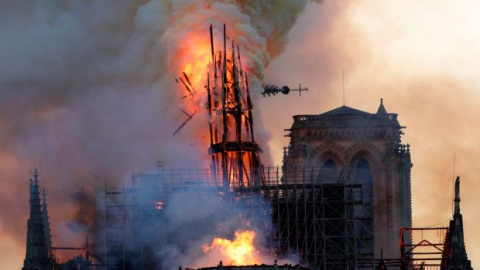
left=196, top=266, right=309, bottom=270
left=205, top=25, right=264, bottom=189
left=183, top=260, right=310, bottom=270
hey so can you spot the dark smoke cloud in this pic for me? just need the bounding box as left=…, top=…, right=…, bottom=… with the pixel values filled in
left=0, top=1, right=322, bottom=268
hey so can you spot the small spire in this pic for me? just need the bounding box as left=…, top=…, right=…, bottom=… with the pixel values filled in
left=24, top=168, right=50, bottom=270
left=454, top=176, right=461, bottom=216
left=34, top=168, right=39, bottom=186
left=42, top=188, right=53, bottom=250
left=377, top=98, right=388, bottom=115
left=376, top=249, right=388, bottom=270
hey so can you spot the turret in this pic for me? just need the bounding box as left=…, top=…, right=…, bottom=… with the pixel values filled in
left=441, top=177, right=473, bottom=270
left=377, top=98, right=388, bottom=115
left=23, top=169, right=52, bottom=270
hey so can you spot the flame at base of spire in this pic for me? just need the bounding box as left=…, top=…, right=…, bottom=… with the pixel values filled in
left=202, top=230, right=262, bottom=266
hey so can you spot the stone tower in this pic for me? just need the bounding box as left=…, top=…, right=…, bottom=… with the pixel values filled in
left=23, top=169, right=52, bottom=270
left=441, top=177, right=473, bottom=270
left=283, top=99, right=412, bottom=259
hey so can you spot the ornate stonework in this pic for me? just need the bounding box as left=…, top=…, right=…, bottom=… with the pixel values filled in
left=283, top=100, right=412, bottom=260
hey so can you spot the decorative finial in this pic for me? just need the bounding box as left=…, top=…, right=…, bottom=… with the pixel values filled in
left=34, top=168, right=39, bottom=185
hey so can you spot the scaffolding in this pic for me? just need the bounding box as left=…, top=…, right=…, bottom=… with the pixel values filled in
left=104, top=165, right=374, bottom=270
left=105, top=166, right=221, bottom=270
left=400, top=227, right=449, bottom=270
left=254, top=167, right=374, bottom=270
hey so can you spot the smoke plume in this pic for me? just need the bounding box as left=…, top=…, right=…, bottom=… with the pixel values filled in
left=0, top=0, right=321, bottom=268
left=261, top=1, right=480, bottom=269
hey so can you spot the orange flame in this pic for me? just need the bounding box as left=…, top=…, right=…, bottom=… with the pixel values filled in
left=176, top=33, right=212, bottom=103
left=202, top=230, right=262, bottom=266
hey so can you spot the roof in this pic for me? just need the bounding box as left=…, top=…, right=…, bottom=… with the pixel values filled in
left=320, top=106, right=371, bottom=116
left=377, top=98, right=388, bottom=114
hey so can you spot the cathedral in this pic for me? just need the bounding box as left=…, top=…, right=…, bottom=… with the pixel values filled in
left=283, top=99, right=412, bottom=259
left=22, top=170, right=93, bottom=270
left=23, top=100, right=475, bottom=269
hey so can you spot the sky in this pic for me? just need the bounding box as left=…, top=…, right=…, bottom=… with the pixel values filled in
left=1, top=0, right=480, bottom=269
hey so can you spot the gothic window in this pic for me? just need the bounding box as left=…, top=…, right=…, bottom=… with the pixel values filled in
left=319, top=159, right=337, bottom=182
left=355, top=158, right=373, bottom=203
left=354, top=158, right=374, bottom=254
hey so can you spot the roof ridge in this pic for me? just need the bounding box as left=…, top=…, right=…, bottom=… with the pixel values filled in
left=320, top=105, right=371, bottom=116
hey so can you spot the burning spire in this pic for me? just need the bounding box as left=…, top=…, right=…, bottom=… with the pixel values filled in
left=206, top=25, right=264, bottom=189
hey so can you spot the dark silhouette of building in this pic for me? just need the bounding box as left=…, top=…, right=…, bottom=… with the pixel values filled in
left=283, top=100, right=412, bottom=260
left=23, top=169, right=53, bottom=270
left=42, top=188, right=53, bottom=256
left=23, top=169, right=96, bottom=270
left=441, top=177, right=473, bottom=270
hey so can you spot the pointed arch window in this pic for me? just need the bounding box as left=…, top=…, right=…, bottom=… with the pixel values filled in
left=354, top=158, right=374, bottom=254
left=319, top=159, right=337, bottom=182
left=355, top=158, right=373, bottom=203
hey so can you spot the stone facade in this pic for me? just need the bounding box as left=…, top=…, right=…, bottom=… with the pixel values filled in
left=283, top=100, right=412, bottom=259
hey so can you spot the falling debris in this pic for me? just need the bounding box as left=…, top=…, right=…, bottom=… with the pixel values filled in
left=261, top=84, right=308, bottom=97
left=173, top=108, right=197, bottom=136
left=176, top=72, right=197, bottom=99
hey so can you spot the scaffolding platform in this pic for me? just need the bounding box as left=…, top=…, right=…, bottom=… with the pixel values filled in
left=104, top=166, right=374, bottom=270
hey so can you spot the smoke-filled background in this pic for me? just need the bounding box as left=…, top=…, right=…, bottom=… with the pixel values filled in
left=0, top=0, right=316, bottom=268
left=1, top=0, right=480, bottom=269
left=261, top=1, right=480, bottom=268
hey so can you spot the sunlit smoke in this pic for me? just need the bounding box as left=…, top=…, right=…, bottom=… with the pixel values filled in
left=262, top=1, right=480, bottom=269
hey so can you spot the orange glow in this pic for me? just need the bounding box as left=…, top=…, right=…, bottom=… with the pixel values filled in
left=176, top=33, right=212, bottom=104
left=202, top=230, right=261, bottom=266
left=155, top=201, right=164, bottom=210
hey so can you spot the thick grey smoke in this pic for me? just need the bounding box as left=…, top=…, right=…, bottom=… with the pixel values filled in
left=0, top=0, right=321, bottom=268
left=150, top=187, right=280, bottom=268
